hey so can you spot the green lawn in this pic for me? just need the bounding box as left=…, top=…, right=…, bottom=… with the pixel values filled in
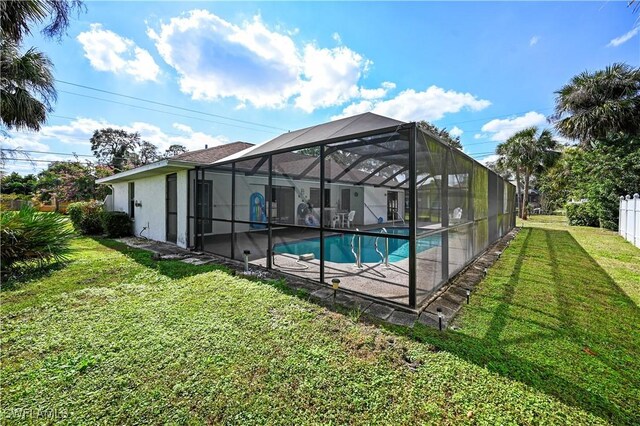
left=1, top=217, right=638, bottom=424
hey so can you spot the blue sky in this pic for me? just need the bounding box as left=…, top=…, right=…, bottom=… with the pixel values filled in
left=3, top=1, right=639, bottom=174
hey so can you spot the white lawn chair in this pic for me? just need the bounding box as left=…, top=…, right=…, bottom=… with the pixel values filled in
left=331, top=214, right=340, bottom=228
left=346, top=210, right=356, bottom=228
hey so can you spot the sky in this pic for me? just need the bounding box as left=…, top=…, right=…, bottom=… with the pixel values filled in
left=2, top=1, right=639, bottom=175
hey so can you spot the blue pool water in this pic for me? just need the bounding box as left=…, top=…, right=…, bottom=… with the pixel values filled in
left=274, top=227, right=439, bottom=264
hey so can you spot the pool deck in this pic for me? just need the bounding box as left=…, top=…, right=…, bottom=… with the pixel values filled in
left=203, top=224, right=475, bottom=306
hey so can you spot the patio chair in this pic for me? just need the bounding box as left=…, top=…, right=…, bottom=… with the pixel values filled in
left=346, top=210, right=356, bottom=228
left=331, top=214, right=340, bottom=228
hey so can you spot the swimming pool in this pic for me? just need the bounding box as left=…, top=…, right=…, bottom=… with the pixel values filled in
left=274, top=227, right=440, bottom=264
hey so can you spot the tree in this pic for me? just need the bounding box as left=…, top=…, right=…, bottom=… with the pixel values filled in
left=36, top=160, right=111, bottom=203
left=496, top=127, right=558, bottom=219
left=1, top=172, right=37, bottom=195
left=418, top=121, right=463, bottom=149
left=136, top=141, right=160, bottom=165
left=164, top=144, right=187, bottom=158
left=0, top=1, right=83, bottom=131
left=539, top=135, right=640, bottom=230
left=1, top=0, right=84, bottom=44
left=0, top=41, right=56, bottom=131
left=90, top=128, right=141, bottom=173
left=496, top=138, right=524, bottom=217
left=551, top=63, right=640, bottom=147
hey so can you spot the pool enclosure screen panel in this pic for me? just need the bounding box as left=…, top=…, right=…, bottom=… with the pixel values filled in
left=193, top=123, right=516, bottom=308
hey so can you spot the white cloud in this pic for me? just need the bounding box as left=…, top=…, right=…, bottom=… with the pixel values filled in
left=2, top=117, right=230, bottom=174
left=607, top=26, right=640, bottom=47
left=529, top=36, right=539, bottom=46
left=449, top=126, right=463, bottom=137
left=473, top=133, right=487, bottom=140
left=77, top=24, right=160, bottom=82
left=295, top=45, right=368, bottom=112
left=333, top=85, right=491, bottom=122
left=332, top=32, right=342, bottom=44
left=1, top=134, right=50, bottom=151
left=480, top=111, right=547, bottom=142
left=479, top=154, right=500, bottom=166
left=147, top=10, right=374, bottom=112
left=359, top=82, right=396, bottom=100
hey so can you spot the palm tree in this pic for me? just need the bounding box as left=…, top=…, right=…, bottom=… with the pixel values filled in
left=551, top=63, right=640, bottom=147
left=496, top=139, right=523, bottom=217
left=0, top=41, right=56, bottom=131
left=1, top=0, right=83, bottom=44
left=496, top=127, right=558, bottom=219
left=0, top=1, right=83, bottom=131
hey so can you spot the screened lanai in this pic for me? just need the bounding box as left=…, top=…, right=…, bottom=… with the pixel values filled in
left=187, top=113, right=516, bottom=309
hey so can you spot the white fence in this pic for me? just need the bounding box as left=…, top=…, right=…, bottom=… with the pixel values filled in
left=619, top=194, right=640, bottom=248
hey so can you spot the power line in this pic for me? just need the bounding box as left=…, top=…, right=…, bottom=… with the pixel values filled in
left=2, top=148, right=93, bottom=158
left=58, top=90, right=279, bottom=135
left=56, top=79, right=288, bottom=131
left=0, top=158, right=98, bottom=164
left=44, top=114, right=214, bottom=141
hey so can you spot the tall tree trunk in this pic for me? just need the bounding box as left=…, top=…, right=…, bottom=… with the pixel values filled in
left=515, top=168, right=522, bottom=218
left=522, top=171, right=530, bottom=220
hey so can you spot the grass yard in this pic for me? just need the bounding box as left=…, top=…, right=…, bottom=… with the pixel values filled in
left=1, top=216, right=638, bottom=424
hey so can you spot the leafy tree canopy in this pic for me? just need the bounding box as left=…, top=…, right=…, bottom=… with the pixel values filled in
left=164, top=144, right=187, bottom=158
left=539, top=134, right=640, bottom=230
left=418, top=121, right=463, bottom=149
left=36, top=160, right=111, bottom=203
left=90, top=128, right=141, bottom=173
left=0, top=172, right=37, bottom=195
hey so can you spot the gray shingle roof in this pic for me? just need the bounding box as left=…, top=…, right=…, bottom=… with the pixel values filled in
left=172, top=141, right=253, bottom=164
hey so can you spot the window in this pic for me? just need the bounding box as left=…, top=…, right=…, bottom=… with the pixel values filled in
left=128, top=182, right=135, bottom=219
left=309, top=187, right=331, bottom=208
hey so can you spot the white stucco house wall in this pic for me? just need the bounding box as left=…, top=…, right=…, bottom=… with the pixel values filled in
left=97, top=142, right=253, bottom=248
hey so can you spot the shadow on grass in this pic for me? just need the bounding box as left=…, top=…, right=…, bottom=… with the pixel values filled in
left=93, top=237, right=311, bottom=302
left=94, top=233, right=640, bottom=424
left=1, top=262, right=68, bottom=291
left=93, top=238, right=232, bottom=280
left=395, top=227, right=640, bottom=425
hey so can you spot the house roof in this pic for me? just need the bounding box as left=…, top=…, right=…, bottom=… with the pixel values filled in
left=170, top=141, right=253, bottom=163
left=97, top=141, right=252, bottom=184
left=219, top=112, right=405, bottom=162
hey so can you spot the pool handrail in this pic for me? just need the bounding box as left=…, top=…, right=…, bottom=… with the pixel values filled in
left=351, top=228, right=363, bottom=269
left=374, top=228, right=391, bottom=268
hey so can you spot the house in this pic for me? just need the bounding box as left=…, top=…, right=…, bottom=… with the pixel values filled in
left=97, top=142, right=253, bottom=247
left=99, top=113, right=516, bottom=309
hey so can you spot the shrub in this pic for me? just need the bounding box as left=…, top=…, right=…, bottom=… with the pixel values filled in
left=67, top=201, right=104, bottom=235
left=100, top=211, right=132, bottom=237
left=0, top=207, right=75, bottom=273
left=566, top=201, right=599, bottom=227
